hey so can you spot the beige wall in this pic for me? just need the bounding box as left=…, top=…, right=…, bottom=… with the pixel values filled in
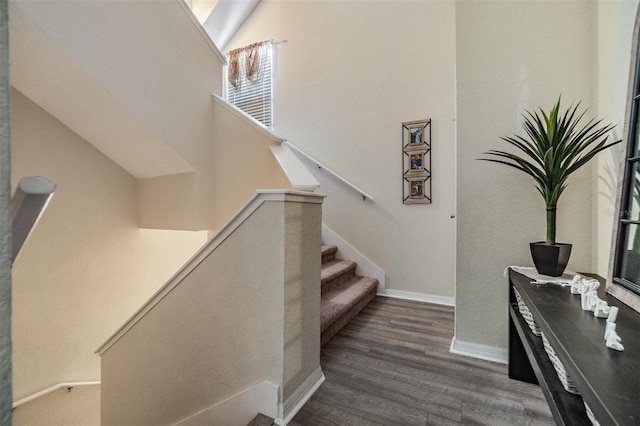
left=226, top=0, right=637, bottom=353
left=227, top=0, right=457, bottom=298
left=212, top=101, right=292, bottom=229
left=13, top=385, right=100, bottom=426
left=10, top=89, right=207, bottom=408
left=12, top=0, right=295, bottom=234
left=100, top=193, right=322, bottom=425
left=456, top=1, right=596, bottom=349
left=12, top=0, right=224, bottom=231
left=595, top=0, right=639, bottom=276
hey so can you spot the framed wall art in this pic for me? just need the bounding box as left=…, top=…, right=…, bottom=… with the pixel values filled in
left=402, top=119, right=431, bottom=204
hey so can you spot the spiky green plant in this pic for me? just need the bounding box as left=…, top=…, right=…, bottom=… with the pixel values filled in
left=480, top=97, right=621, bottom=246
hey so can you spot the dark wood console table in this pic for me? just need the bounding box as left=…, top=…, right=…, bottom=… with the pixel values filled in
left=508, top=268, right=639, bottom=425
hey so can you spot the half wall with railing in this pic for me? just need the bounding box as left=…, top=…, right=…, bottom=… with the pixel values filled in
left=98, top=190, right=325, bottom=426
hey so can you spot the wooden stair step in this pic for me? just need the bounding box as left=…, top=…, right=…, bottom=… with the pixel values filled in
left=320, top=275, right=378, bottom=346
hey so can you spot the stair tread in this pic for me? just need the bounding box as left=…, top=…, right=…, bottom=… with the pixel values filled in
left=321, top=244, right=338, bottom=264
left=320, top=276, right=378, bottom=332
left=321, top=259, right=356, bottom=284
left=321, top=244, right=337, bottom=255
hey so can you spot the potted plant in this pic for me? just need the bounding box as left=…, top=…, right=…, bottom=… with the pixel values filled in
left=480, top=96, right=621, bottom=276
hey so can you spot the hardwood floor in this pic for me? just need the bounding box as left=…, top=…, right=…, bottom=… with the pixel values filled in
left=290, top=296, right=555, bottom=426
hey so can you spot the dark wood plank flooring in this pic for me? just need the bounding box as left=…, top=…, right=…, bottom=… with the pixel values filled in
left=291, top=296, right=555, bottom=426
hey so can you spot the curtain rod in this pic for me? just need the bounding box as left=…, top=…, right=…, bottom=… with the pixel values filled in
left=225, top=39, right=286, bottom=55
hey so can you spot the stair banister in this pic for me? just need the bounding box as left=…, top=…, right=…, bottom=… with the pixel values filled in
left=212, top=94, right=372, bottom=200
left=269, top=144, right=319, bottom=192
left=282, top=141, right=374, bottom=202
left=12, top=381, right=100, bottom=409
left=10, top=176, right=56, bottom=263
left=212, top=94, right=284, bottom=143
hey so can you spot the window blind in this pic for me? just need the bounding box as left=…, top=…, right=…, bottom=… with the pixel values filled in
left=225, top=41, right=273, bottom=129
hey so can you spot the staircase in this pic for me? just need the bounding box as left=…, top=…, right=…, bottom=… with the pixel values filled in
left=320, top=244, right=378, bottom=346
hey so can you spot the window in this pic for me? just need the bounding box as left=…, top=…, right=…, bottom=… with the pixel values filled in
left=612, top=27, right=640, bottom=297
left=225, top=40, right=273, bottom=129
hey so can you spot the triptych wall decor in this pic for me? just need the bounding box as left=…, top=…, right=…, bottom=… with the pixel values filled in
left=402, top=119, right=431, bottom=204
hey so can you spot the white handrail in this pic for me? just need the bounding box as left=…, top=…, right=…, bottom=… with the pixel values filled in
left=10, top=176, right=56, bottom=262
left=12, top=381, right=100, bottom=409
left=269, top=145, right=319, bottom=192
left=212, top=94, right=285, bottom=143
left=282, top=142, right=374, bottom=202
left=96, top=190, right=325, bottom=355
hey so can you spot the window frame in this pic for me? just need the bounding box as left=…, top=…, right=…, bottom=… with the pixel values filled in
left=608, top=9, right=640, bottom=313
left=612, top=49, right=640, bottom=295
left=224, top=41, right=273, bottom=129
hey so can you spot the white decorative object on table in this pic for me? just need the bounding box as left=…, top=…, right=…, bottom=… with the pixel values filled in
left=604, top=322, right=616, bottom=341
left=569, top=276, right=612, bottom=317
left=606, top=335, right=624, bottom=351
left=570, top=274, right=583, bottom=294
left=581, top=280, right=599, bottom=311
left=603, top=306, right=624, bottom=352
left=507, top=267, right=625, bottom=352
left=593, top=300, right=611, bottom=318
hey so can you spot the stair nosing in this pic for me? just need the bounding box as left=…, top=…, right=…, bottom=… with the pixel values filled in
left=321, top=259, right=357, bottom=284
left=320, top=276, right=379, bottom=332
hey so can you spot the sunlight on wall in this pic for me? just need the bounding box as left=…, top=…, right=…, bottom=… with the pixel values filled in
left=185, top=0, right=218, bottom=24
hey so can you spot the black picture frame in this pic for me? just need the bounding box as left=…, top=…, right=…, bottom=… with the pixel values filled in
left=402, top=119, right=431, bottom=204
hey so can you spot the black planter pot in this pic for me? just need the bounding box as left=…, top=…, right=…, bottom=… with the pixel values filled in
left=530, top=242, right=572, bottom=277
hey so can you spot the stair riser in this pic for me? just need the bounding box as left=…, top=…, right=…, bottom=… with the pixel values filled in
left=319, top=243, right=377, bottom=347
left=321, top=286, right=377, bottom=346
left=321, top=252, right=336, bottom=264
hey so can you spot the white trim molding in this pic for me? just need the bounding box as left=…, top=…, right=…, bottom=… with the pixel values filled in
left=276, top=367, right=325, bottom=426
left=284, top=142, right=374, bottom=202
left=13, top=381, right=101, bottom=409
left=270, top=145, right=320, bottom=192
left=174, top=381, right=279, bottom=426
left=96, top=190, right=325, bottom=355
left=449, top=337, right=508, bottom=364
left=380, top=290, right=454, bottom=307
left=176, top=0, right=226, bottom=65
left=322, top=224, right=386, bottom=293
left=212, top=94, right=285, bottom=143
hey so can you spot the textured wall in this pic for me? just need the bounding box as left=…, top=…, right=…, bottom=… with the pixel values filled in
left=226, top=0, right=457, bottom=298
left=10, top=89, right=206, bottom=407
left=100, top=194, right=322, bottom=425
left=11, top=0, right=223, bottom=230
left=283, top=200, right=321, bottom=401
left=13, top=385, right=99, bottom=426
left=456, top=1, right=595, bottom=349
left=0, top=0, right=11, bottom=423
left=211, top=101, right=292, bottom=229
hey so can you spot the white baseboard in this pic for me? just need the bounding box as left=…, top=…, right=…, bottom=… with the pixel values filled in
left=322, top=224, right=386, bottom=293
left=449, top=337, right=508, bottom=364
left=380, top=289, right=455, bottom=307
left=175, top=381, right=279, bottom=426
left=276, top=367, right=325, bottom=426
